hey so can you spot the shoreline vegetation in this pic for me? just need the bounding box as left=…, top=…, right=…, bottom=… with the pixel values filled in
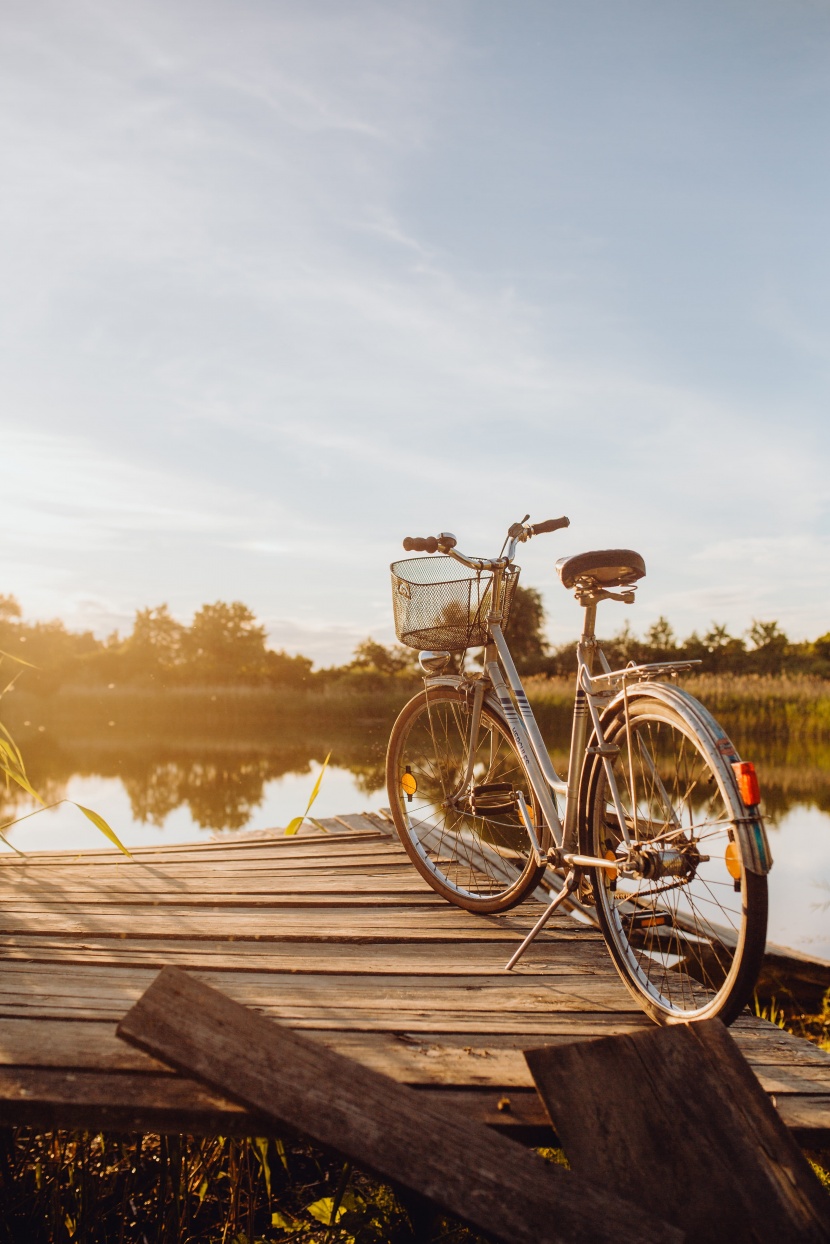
left=3, top=590, right=830, bottom=834
left=1, top=586, right=830, bottom=743
left=6, top=672, right=830, bottom=739
left=3, top=588, right=830, bottom=695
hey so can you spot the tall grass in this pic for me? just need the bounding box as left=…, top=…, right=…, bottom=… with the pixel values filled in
left=0, top=1130, right=489, bottom=1243
left=524, top=673, right=830, bottom=739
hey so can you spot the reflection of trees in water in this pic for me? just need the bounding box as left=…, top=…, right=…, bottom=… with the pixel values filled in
left=1, top=722, right=388, bottom=832
left=121, top=757, right=286, bottom=830
left=5, top=710, right=830, bottom=832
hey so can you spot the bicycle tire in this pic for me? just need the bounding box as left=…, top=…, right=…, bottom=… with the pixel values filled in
left=386, top=686, right=546, bottom=913
left=581, top=695, right=767, bottom=1024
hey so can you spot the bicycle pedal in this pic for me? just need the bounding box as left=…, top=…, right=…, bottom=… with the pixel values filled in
left=578, top=877, right=597, bottom=906
left=470, top=782, right=515, bottom=814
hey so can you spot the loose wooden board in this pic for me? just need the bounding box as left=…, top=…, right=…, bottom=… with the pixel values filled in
left=525, top=1019, right=830, bottom=1243
left=115, top=966, right=680, bottom=1244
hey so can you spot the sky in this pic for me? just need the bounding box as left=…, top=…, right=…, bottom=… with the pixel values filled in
left=2, top=0, right=830, bottom=664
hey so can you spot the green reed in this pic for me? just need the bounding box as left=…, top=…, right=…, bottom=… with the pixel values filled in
left=0, top=1130, right=489, bottom=1244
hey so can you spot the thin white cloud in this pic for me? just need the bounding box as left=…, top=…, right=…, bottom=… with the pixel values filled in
left=1, top=1, right=829, bottom=659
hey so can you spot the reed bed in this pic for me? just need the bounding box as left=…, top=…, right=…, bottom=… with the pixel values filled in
left=8, top=673, right=830, bottom=741
left=524, top=674, right=830, bottom=743
left=3, top=685, right=412, bottom=735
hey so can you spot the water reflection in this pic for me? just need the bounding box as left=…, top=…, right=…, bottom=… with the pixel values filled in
left=1, top=727, right=389, bottom=832
left=2, top=706, right=829, bottom=959
left=5, top=717, right=829, bottom=834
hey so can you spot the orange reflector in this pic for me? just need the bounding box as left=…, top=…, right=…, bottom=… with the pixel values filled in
left=732, top=761, right=760, bottom=806
left=401, top=771, right=417, bottom=797
left=605, top=849, right=617, bottom=882
left=725, top=840, right=742, bottom=880
left=630, top=912, right=670, bottom=929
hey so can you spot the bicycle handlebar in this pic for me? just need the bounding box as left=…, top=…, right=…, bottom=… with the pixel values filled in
left=402, top=516, right=569, bottom=569
left=528, top=516, right=570, bottom=536
left=403, top=536, right=439, bottom=553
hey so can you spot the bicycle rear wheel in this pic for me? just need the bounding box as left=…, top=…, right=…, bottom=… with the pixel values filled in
left=582, top=696, right=767, bottom=1024
left=386, top=686, right=545, bottom=912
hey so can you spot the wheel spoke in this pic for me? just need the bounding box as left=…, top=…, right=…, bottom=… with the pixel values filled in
left=589, top=699, right=766, bottom=1022
left=387, top=690, right=542, bottom=911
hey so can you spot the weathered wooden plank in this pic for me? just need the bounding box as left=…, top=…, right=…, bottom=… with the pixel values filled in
left=0, top=1065, right=556, bottom=1142
left=115, top=967, right=678, bottom=1244
left=0, top=964, right=636, bottom=1021
left=0, top=1065, right=252, bottom=1133
left=775, top=1096, right=830, bottom=1146
left=3, top=1016, right=828, bottom=1096
left=0, top=1057, right=824, bottom=1150
left=0, top=835, right=396, bottom=868
left=0, top=931, right=601, bottom=973
left=0, top=865, right=435, bottom=895
left=0, top=894, right=453, bottom=910
left=0, top=907, right=599, bottom=942
left=0, top=940, right=604, bottom=980
left=0, top=847, right=408, bottom=873
left=1, top=812, right=828, bottom=1153
left=525, top=1020, right=830, bottom=1243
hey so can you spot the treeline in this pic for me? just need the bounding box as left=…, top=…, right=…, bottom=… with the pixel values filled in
left=0, top=597, right=312, bottom=692
left=540, top=615, right=830, bottom=679
left=2, top=588, right=830, bottom=693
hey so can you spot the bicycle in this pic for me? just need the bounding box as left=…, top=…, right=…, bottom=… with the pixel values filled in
left=385, top=516, right=772, bottom=1025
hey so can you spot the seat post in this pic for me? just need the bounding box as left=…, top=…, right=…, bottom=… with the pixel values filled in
left=580, top=602, right=598, bottom=647
left=560, top=602, right=599, bottom=855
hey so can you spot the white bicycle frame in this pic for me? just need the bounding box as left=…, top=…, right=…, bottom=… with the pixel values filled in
left=429, top=540, right=771, bottom=968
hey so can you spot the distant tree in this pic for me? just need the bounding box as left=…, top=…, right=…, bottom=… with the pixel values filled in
left=349, top=639, right=419, bottom=677
left=704, top=622, right=731, bottom=652
left=182, top=602, right=269, bottom=684
left=596, top=620, right=641, bottom=671
left=644, top=616, right=676, bottom=657
left=699, top=622, right=746, bottom=673
left=123, top=605, right=186, bottom=684
left=746, top=619, right=789, bottom=674
left=813, top=632, right=830, bottom=661
left=264, top=648, right=313, bottom=688
left=505, top=585, right=549, bottom=673
left=0, top=595, right=22, bottom=622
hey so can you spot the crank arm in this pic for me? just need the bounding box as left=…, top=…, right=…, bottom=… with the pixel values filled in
left=562, top=852, right=620, bottom=871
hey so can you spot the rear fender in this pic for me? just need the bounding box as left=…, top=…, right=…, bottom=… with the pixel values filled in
left=598, top=681, right=772, bottom=875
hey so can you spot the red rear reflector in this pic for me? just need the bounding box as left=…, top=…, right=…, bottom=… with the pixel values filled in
left=732, top=761, right=760, bottom=806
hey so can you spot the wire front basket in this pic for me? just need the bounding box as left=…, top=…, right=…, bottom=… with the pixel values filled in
left=390, top=556, right=520, bottom=652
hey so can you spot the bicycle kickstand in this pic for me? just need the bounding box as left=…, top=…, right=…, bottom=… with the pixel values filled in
left=503, top=869, right=580, bottom=971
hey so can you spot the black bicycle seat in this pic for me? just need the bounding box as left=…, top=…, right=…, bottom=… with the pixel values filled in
left=556, top=549, right=646, bottom=590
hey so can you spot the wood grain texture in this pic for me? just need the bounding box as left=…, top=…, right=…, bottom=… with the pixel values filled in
left=0, top=820, right=828, bottom=1147
left=117, top=965, right=681, bottom=1244
left=525, top=1019, right=830, bottom=1244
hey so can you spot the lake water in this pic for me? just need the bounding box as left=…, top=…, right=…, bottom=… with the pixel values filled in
left=2, top=708, right=828, bottom=963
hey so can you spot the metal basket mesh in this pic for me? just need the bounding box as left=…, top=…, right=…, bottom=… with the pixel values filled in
left=390, top=557, right=520, bottom=652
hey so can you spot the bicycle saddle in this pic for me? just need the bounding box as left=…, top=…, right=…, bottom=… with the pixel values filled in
left=556, top=549, right=646, bottom=590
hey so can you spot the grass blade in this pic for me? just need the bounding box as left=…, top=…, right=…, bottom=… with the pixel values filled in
left=74, top=804, right=132, bottom=857
left=284, top=751, right=331, bottom=836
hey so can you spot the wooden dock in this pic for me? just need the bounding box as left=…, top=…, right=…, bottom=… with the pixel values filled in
left=0, top=813, right=828, bottom=1146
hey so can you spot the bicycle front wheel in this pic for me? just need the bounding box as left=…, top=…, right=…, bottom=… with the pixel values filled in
left=386, top=686, right=545, bottom=912
left=582, top=696, right=767, bottom=1024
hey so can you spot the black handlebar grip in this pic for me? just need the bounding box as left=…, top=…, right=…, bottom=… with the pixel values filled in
left=403, top=536, right=439, bottom=553
left=528, top=516, right=570, bottom=536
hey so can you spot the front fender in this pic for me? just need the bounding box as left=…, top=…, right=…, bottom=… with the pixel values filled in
left=421, top=675, right=509, bottom=725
